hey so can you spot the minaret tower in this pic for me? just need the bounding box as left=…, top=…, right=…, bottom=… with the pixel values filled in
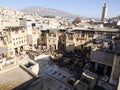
left=101, top=3, right=108, bottom=22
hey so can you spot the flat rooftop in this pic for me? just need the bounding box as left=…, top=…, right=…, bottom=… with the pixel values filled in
left=27, top=74, right=71, bottom=90
left=90, top=48, right=114, bottom=66
left=72, top=27, right=119, bottom=32
left=0, top=67, right=33, bottom=90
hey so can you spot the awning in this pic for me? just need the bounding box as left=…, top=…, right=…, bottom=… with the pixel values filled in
left=0, top=47, right=8, bottom=53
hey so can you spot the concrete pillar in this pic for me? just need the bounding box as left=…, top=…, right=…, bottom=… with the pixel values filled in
left=56, top=36, right=59, bottom=50
left=18, top=47, right=20, bottom=54
left=95, top=63, right=98, bottom=71
left=12, top=49, right=15, bottom=58
left=32, top=45, right=35, bottom=50
left=47, top=44, right=50, bottom=50
left=109, top=54, right=120, bottom=86
left=14, top=58, right=17, bottom=64
left=103, top=66, right=108, bottom=75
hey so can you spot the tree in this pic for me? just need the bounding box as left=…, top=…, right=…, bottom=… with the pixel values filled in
left=72, top=17, right=81, bottom=25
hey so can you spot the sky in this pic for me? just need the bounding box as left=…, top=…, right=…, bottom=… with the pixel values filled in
left=0, top=0, right=120, bottom=18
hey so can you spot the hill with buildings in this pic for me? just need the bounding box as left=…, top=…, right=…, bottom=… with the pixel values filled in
left=0, top=7, right=42, bottom=26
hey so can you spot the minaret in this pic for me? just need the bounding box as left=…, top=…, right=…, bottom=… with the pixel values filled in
left=101, top=3, right=108, bottom=22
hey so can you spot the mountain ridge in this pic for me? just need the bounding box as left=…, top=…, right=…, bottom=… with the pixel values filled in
left=22, top=6, right=80, bottom=18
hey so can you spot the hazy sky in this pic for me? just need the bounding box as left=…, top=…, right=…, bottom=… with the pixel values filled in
left=0, top=0, right=119, bottom=18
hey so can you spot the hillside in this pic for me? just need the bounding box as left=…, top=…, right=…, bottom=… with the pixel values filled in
left=22, top=6, right=79, bottom=18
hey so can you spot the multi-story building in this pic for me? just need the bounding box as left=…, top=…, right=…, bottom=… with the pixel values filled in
left=0, top=24, right=119, bottom=61
left=71, top=29, right=94, bottom=50
left=0, top=26, right=28, bottom=58
left=65, top=32, right=75, bottom=52
left=38, top=30, right=48, bottom=46
left=90, top=34, right=120, bottom=86
left=46, top=30, right=59, bottom=51
left=38, top=29, right=67, bottom=51
left=57, top=29, right=67, bottom=50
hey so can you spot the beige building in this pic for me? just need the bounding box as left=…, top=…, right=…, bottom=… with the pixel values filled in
left=72, top=29, right=94, bottom=50
left=38, top=30, right=48, bottom=50
left=27, top=28, right=40, bottom=50
left=0, top=26, right=28, bottom=58
left=66, top=32, right=75, bottom=52
left=37, top=28, right=120, bottom=53
left=46, top=30, right=59, bottom=51
left=0, top=25, right=119, bottom=58
left=91, top=49, right=120, bottom=86
left=38, top=29, right=67, bottom=51
left=57, top=29, right=67, bottom=50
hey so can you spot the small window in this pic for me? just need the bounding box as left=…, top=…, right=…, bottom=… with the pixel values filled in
left=53, top=34, right=56, bottom=37
left=48, top=33, right=51, bottom=36
left=0, top=32, right=2, bottom=35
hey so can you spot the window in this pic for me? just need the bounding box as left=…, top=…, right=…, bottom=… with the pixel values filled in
left=81, top=33, right=85, bottom=37
left=80, top=40, right=82, bottom=43
left=15, top=31, right=18, bottom=34
left=0, top=32, right=2, bottom=35
left=41, top=34, right=44, bottom=36
left=69, top=37, right=73, bottom=40
left=53, top=34, right=56, bottom=37
left=41, top=38, right=43, bottom=41
left=48, top=33, right=51, bottom=36
left=22, top=30, right=25, bottom=33
left=53, top=40, right=55, bottom=43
